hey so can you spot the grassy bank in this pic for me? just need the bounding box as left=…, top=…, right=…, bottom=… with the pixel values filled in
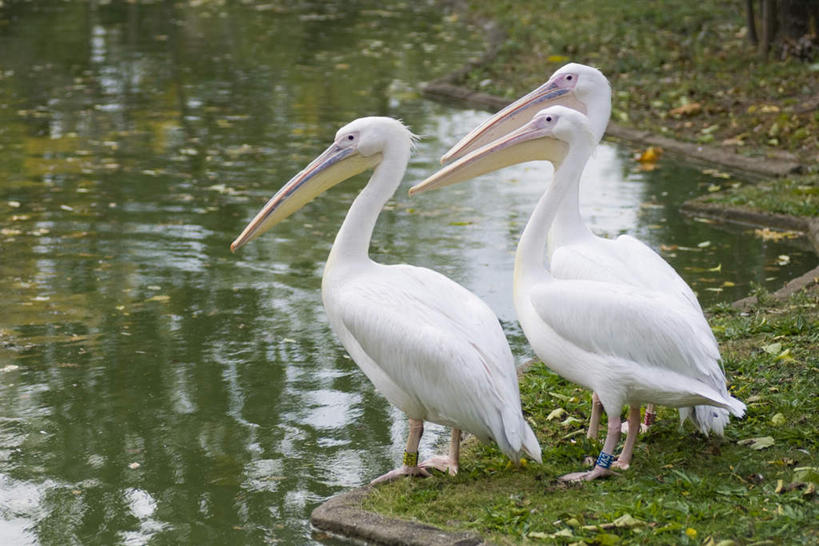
left=454, top=0, right=818, bottom=165
left=690, top=171, right=819, bottom=219
left=364, top=287, right=819, bottom=544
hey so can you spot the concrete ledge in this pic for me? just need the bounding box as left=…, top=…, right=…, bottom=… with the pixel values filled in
left=679, top=201, right=811, bottom=233
left=732, top=265, right=819, bottom=310
left=311, top=487, right=485, bottom=545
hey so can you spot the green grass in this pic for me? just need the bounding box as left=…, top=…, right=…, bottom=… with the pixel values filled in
left=695, top=171, right=819, bottom=218
left=457, top=0, right=818, bottom=163
left=363, top=288, right=819, bottom=545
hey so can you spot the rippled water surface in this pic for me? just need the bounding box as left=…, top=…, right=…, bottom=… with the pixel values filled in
left=0, top=1, right=816, bottom=544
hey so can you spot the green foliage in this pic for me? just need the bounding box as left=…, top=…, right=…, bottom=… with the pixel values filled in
left=460, top=0, right=818, bottom=162
left=364, top=288, right=819, bottom=545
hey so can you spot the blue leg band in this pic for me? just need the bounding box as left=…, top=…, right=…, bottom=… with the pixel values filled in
left=596, top=451, right=615, bottom=469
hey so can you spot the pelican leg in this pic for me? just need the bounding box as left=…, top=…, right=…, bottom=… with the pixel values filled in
left=643, top=404, right=656, bottom=431
left=560, top=411, right=620, bottom=482
left=370, top=418, right=432, bottom=484
left=613, top=405, right=641, bottom=470
left=586, top=392, right=603, bottom=439
left=621, top=403, right=655, bottom=435
left=420, top=428, right=460, bottom=476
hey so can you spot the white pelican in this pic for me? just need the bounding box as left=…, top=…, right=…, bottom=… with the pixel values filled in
left=440, top=63, right=725, bottom=440
left=230, top=116, right=541, bottom=483
left=410, top=107, right=745, bottom=481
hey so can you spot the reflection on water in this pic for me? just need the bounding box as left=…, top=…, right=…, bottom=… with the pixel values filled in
left=0, top=1, right=816, bottom=544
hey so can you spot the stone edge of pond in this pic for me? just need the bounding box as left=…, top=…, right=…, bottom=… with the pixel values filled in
left=421, top=80, right=802, bottom=179
left=310, top=486, right=486, bottom=545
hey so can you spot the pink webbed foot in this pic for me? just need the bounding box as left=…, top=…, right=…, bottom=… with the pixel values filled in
left=370, top=464, right=431, bottom=485
left=558, top=465, right=618, bottom=482
left=611, top=459, right=631, bottom=470
left=420, top=455, right=459, bottom=476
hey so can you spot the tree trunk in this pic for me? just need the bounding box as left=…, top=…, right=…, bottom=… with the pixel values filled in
left=759, top=0, right=776, bottom=59
left=746, top=0, right=758, bottom=45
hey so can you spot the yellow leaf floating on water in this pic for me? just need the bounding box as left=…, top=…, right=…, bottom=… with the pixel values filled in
left=754, top=228, right=800, bottom=242
left=635, top=146, right=663, bottom=163
left=702, top=168, right=732, bottom=179
left=777, top=255, right=791, bottom=266
left=146, top=295, right=170, bottom=303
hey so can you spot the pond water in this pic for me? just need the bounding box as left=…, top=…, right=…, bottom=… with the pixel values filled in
left=0, top=1, right=816, bottom=544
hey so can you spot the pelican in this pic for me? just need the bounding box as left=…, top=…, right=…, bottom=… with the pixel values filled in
left=441, top=63, right=724, bottom=439
left=230, top=116, right=541, bottom=483
left=410, top=106, right=745, bottom=480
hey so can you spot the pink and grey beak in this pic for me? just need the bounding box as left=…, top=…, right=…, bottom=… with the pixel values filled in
left=230, top=142, right=380, bottom=252
left=410, top=113, right=569, bottom=196
left=441, top=82, right=583, bottom=164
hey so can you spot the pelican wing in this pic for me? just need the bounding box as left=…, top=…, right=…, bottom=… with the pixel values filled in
left=612, top=235, right=703, bottom=312
left=328, top=264, right=524, bottom=445
left=528, top=280, right=721, bottom=382
left=551, top=235, right=702, bottom=313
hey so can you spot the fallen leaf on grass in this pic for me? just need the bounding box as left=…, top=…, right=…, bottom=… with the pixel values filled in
left=529, top=528, right=573, bottom=540
left=747, top=104, right=780, bottom=114
left=738, top=436, right=775, bottom=450
left=669, top=102, right=701, bottom=117
left=560, top=416, right=583, bottom=427
left=771, top=413, right=786, bottom=426
left=793, top=467, right=819, bottom=483
left=581, top=513, right=644, bottom=531
left=703, top=537, right=738, bottom=546
left=762, top=342, right=782, bottom=355
left=775, top=349, right=794, bottom=362
left=546, top=408, right=567, bottom=421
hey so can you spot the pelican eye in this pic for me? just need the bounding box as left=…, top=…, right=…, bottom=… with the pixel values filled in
left=546, top=116, right=552, bottom=122
left=566, top=75, right=573, bottom=81
left=347, top=135, right=354, bottom=141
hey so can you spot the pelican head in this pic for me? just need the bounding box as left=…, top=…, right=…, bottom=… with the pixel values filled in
left=441, top=63, right=610, bottom=164
left=411, top=106, right=593, bottom=196
left=230, top=117, right=413, bottom=252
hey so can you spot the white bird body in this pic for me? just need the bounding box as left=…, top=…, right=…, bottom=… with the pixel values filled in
left=411, top=106, right=745, bottom=479
left=441, top=62, right=727, bottom=435
left=232, top=116, right=540, bottom=481
left=323, top=262, right=533, bottom=455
